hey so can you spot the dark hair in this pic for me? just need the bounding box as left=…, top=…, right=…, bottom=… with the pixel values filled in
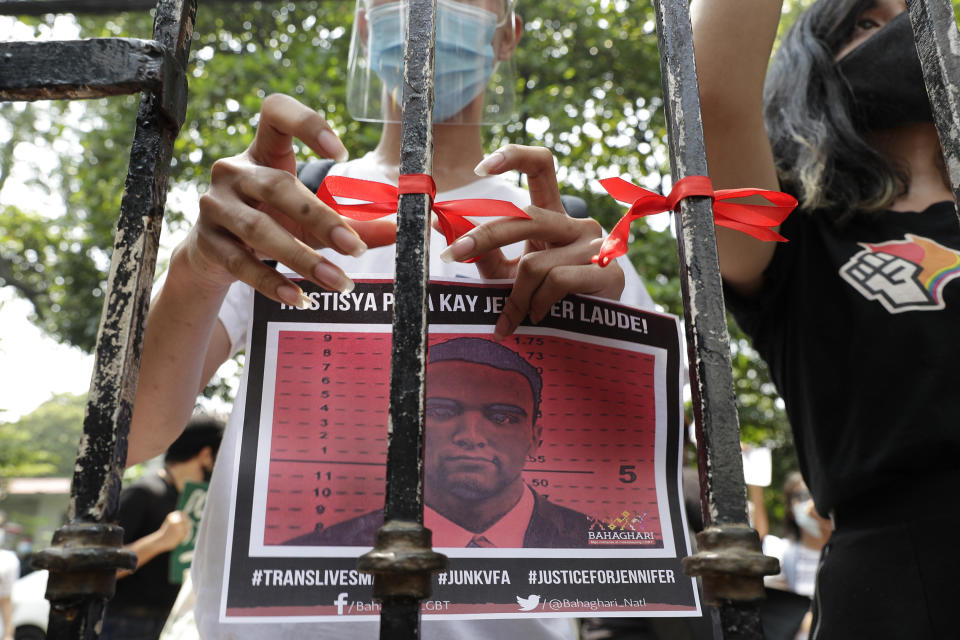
left=165, top=415, right=225, bottom=463
left=764, top=0, right=908, bottom=222
left=428, top=337, right=542, bottom=419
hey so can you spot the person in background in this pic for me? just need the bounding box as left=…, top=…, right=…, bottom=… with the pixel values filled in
left=693, top=0, right=959, bottom=636
left=752, top=472, right=831, bottom=640
left=0, top=516, right=17, bottom=640
left=761, top=473, right=831, bottom=600
left=101, top=416, right=224, bottom=640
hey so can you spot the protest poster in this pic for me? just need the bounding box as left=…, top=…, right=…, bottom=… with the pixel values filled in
left=220, top=276, right=700, bottom=622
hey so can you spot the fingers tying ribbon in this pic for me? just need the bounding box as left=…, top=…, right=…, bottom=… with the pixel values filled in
left=316, top=174, right=531, bottom=254
left=591, top=176, right=798, bottom=267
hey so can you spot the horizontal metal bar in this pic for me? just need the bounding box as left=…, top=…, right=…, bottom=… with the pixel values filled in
left=0, top=38, right=188, bottom=127
left=0, top=38, right=162, bottom=100
left=0, top=0, right=243, bottom=15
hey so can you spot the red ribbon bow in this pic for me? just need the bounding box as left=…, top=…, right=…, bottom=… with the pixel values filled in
left=591, top=175, right=798, bottom=267
left=316, top=174, right=530, bottom=251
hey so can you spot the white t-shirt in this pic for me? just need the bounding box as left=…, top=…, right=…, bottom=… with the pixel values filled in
left=762, top=535, right=820, bottom=598
left=0, top=549, right=19, bottom=599
left=193, top=155, right=655, bottom=639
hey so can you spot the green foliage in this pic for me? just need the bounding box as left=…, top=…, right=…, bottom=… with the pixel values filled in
left=0, top=393, right=85, bottom=477
left=0, top=420, right=56, bottom=477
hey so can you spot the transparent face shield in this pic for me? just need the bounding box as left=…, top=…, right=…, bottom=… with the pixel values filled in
left=346, top=0, right=518, bottom=125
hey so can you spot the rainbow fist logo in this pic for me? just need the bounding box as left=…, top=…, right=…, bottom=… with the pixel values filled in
left=839, top=234, right=960, bottom=313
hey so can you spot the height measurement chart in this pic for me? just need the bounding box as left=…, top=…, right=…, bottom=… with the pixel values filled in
left=222, top=277, right=699, bottom=622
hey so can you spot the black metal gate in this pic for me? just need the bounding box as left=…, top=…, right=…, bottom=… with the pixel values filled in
left=2, top=0, right=959, bottom=638
left=0, top=1, right=196, bottom=637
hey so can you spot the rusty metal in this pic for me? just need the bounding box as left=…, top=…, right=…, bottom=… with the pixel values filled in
left=0, top=39, right=188, bottom=128
left=4, top=0, right=197, bottom=637
left=0, top=0, right=250, bottom=14
left=651, top=0, right=778, bottom=636
left=356, top=0, right=447, bottom=638
left=907, top=0, right=960, bottom=224
left=683, top=525, right=778, bottom=603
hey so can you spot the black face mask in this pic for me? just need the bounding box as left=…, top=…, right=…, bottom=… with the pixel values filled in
left=836, top=11, right=933, bottom=131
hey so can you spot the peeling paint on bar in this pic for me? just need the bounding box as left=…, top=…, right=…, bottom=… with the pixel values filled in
left=356, top=1, right=447, bottom=638
left=653, top=0, right=777, bottom=633
left=7, top=1, right=198, bottom=637
left=907, top=0, right=960, bottom=223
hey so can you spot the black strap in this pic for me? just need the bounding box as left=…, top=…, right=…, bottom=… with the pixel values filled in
left=296, top=159, right=337, bottom=193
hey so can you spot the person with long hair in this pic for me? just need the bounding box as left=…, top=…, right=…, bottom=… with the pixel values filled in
left=692, top=0, right=958, bottom=637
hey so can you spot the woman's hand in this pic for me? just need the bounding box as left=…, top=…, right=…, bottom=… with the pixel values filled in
left=184, top=93, right=397, bottom=306
left=439, top=144, right=625, bottom=339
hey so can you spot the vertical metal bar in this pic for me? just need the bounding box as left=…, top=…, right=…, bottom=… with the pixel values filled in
left=907, top=0, right=960, bottom=224
left=28, top=1, right=196, bottom=637
left=356, top=1, right=447, bottom=638
left=651, top=1, right=777, bottom=638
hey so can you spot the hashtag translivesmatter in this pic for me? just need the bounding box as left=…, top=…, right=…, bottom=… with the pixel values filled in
left=255, top=569, right=374, bottom=587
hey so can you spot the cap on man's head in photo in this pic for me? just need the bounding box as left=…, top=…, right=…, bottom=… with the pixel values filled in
left=165, top=415, right=225, bottom=463
left=428, top=337, right=542, bottom=418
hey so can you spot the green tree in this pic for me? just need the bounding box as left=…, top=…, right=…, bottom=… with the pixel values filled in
left=0, top=393, right=85, bottom=477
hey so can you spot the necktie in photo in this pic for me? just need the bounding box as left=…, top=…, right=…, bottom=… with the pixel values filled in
left=467, top=535, right=495, bottom=548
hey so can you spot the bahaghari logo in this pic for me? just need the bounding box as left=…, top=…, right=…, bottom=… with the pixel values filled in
left=587, top=509, right=657, bottom=545
left=839, top=234, right=960, bottom=313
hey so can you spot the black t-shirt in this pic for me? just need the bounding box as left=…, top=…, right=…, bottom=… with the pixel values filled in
left=109, top=472, right=181, bottom=618
left=725, top=201, right=960, bottom=515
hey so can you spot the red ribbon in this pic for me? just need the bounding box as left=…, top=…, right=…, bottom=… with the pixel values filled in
left=316, top=174, right=530, bottom=250
left=591, top=176, right=798, bottom=267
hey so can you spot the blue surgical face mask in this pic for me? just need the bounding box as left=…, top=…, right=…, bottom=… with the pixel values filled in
left=367, top=0, right=498, bottom=122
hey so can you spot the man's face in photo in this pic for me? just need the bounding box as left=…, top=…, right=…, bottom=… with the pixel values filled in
left=424, top=360, right=540, bottom=502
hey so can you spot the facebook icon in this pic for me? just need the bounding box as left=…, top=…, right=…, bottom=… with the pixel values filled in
left=334, top=592, right=349, bottom=615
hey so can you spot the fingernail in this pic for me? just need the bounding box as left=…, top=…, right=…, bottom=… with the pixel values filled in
left=492, top=316, right=510, bottom=341
left=473, top=151, right=505, bottom=176
left=318, top=130, right=349, bottom=162
left=529, top=309, right=543, bottom=324
left=277, top=284, right=308, bottom=309
left=313, top=262, right=355, bottom=294
left=330, top=226, right=367, bottom=257
left=439, top=235, right=476, bottom=263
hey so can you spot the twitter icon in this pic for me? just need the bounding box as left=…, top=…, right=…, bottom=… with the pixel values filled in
left=516, top=594, right=541, bottom=611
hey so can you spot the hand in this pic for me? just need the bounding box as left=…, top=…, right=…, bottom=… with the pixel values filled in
left=439, top=145, right=625, bottom=339
left=157, top=510, right=190, bottom=551
left=185, top=94, right=397, bottom=306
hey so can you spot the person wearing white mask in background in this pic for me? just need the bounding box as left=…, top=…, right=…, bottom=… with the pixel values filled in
left=125, top=1, right=657, bottom=639
left=755, top=473, right=831, bottom=640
